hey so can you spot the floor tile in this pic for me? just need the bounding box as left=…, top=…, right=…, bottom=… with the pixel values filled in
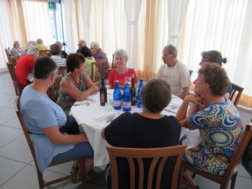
left=0, top=156, right=25, bottom=186
left=47, top=162, right=73, bottom=175
left=0, top=125, right=22, bottom=148
left=238, top=165, right=251, bottom=179
left=2, top=165, right=66, bottom=189
left=0, top=107, right=16, bottom=124
left=0, top=135, right=33, bottom=164
left=1, top=117, right=21, bottom=130
left=0, top=94, right=15, bottom=108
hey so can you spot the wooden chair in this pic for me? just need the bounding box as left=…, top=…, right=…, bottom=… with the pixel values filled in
left=47, top=75, right=62, bottom=102
left=14, top=96, right=86, bottom=189
left=182, top=123, right=252, bottom=189
left=6, top=62, right=22, bottom=95
left=107, top=145, right=187, bottom=189
left=57, top=66, right=67, bottom=75
left=91, top=60, right=106, bottom=83
left=230, top=83, right=244, bottom=106
left=39, top=50, right=50, bottom=57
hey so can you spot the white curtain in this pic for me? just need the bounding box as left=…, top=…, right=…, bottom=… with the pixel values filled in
left=234, top=0, right=252, bottom=94
left=0, top=0, right=18, bottom=72
left=167, top=0, right=189, bottom=47
left=22, top=0, right=54, bottom=47
left=181, top=0, right=248, bottom=85
left=124, top=0, right=142, bottom=69
left=80, top=0, right=91, bottom=45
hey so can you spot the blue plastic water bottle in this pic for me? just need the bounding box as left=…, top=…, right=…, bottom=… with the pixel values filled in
left=136, top=79, right=144, bottom=108
left=113, top=81, right=122, bottom=110
left=122, top=83, right=131, bottom=112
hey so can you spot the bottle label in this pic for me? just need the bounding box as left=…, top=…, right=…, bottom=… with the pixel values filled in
left=113, top=100, right=121, bottom=110
left=123, top=101, right=131, bottom=111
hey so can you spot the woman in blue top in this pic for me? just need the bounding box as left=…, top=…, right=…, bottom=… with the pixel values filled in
left=176, top=64, right=243, bottom=187
left=20, top=57, right=93, bottom=174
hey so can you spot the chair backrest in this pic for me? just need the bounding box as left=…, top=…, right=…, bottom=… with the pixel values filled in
left=46, top=75, right=62, bottom=102
left=6, top=62, right=22, bottom=95
left=39, top=50, right=50, bottom=57
left=230, top=83, right=244, bottom=106
left=107, top=145, right=187, bottom=189
left=14, top=96, right=38, bottom=166
left=224, top=124, right=252, bottom=178
left=91, top=60, right=106, bottom=83
left=57, top=66, right=67, bottom=75
left=5, top=48, right=11, bottom=60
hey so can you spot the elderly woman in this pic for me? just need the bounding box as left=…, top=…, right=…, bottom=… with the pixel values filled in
left=102, top=79, right=181, bottom=189
left=15, top=46, right=39, bottom=89
left=20, top=56, right=93, bottom=174
left=199, top=50, right=232, bottom=97
left=108, top=49, right=138, bottom=89
left=10, top=40, right=23, bottom=56
left=57, top=53, right=99, bottom=114
left=77, top=46, right=95, bottom=77
left=90, top=42, right=109, bottom=78
left=176, top=64, right=243, bottom=187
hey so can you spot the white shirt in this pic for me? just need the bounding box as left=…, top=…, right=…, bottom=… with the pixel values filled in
left=157, top=62, right=191, bottom=97
left=51, top=55, right=66, bottom=66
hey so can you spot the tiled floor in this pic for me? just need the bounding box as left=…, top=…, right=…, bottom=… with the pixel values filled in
left=0, top=72, right=251, bottom=189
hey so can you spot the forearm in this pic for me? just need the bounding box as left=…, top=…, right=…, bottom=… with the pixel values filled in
left=53, top=134, right=88, bottom=145
left=176, top=99, right=190, bottom=121
left=179, top=87, right=189, bottom=99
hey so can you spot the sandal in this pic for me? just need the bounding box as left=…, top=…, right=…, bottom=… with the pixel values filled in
left=83, top=168, right=96, bottom=183
left=70, top=166, right=80, bottom=183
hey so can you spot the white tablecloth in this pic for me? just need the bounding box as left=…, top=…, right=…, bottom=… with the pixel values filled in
left=70, top=90, right=200, bottom=167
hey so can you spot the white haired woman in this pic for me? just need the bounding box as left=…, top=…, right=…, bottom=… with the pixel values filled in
left=108, top=49, right=138, bottom=89
left=90, top=42, right=109, bottom=78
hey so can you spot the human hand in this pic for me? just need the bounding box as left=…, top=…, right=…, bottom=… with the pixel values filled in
left=185, top=95, right=204, bottom=108
left=88, top=85, right=99, bottom=95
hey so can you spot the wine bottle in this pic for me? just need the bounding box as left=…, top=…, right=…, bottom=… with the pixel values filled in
left=100, top=78, right=107, bottom=106
left=130, top=75, right=136, bottom=106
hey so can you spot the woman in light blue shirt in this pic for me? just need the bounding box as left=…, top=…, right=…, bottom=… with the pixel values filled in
left=20, top=56, right=93, bottom=174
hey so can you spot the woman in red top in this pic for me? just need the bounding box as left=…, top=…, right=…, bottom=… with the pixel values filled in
left=15, top=46, right=39, bottom=89
left=108, top=49, right=138, bottom=88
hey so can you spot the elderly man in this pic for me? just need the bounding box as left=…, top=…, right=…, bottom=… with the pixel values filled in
left=90, top=42, right=109, bottom=78
left=50, top=44, right=66, bottom=66
left=36, top=38, right=48, bottom=51
left=22, top=41, right=37, bottom=55
left=15, top=46, right=39, bottom=89
left=78, top=39, right=86, bottom=48
left=10, top=41, right=23, bottom=56
left=157, top=45, right=190, bottom=99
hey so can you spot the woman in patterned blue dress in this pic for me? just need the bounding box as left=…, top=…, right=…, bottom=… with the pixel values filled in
left=176, top=64, right=243, bottom=186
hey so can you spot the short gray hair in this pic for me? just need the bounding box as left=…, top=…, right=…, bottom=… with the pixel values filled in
left=114, top=49, right=128, bottom=60
left=164, top=44, right=177, bottom=56
left=13, top=41, right=20, bottom=48
left=141, top=79, right=171, bottom=113
left=27, top=41, right=37, bottom=48
left=90, top=42, right=100, bottom=50
left=28, top=46, right=39, bottom=55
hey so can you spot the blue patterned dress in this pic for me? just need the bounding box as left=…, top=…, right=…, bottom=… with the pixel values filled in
left=184, top=98, right=243, bottom=176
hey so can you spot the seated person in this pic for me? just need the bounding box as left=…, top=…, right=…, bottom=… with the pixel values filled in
left=36, top=38, right=48, bottom=50
left=157, top=44, right=191, bottom=99
left=90, top=42, right=109, bottom=78
left=22, top=41, right=37, bottom=55
left=15, top=46, right=39, bottom=89
left=102, top=78, right=181, bottom=189
left=50, top=44, right=66, bottom=66
left=176, top=64, right=243, bottom=187
left=57, top=53, right=99, bottom=114
left=77, top=46, right=95, bottom=77
left=20, top=56, right=93, bottom=174
left=10, top=41, right=23, bottom=56
left=78, top=39, right=87, bottom=48
left=108, top=49, right=138, bottom=89
left=199, top=50, right=232, bottom=97
left=55, top=41, right=68, bottom=59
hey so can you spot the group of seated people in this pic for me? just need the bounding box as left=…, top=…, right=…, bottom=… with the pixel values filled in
left=17, top=40, right=250, bottom=188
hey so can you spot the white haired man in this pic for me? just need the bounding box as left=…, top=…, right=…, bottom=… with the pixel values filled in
left=157, top=45, right=191, bottom=99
